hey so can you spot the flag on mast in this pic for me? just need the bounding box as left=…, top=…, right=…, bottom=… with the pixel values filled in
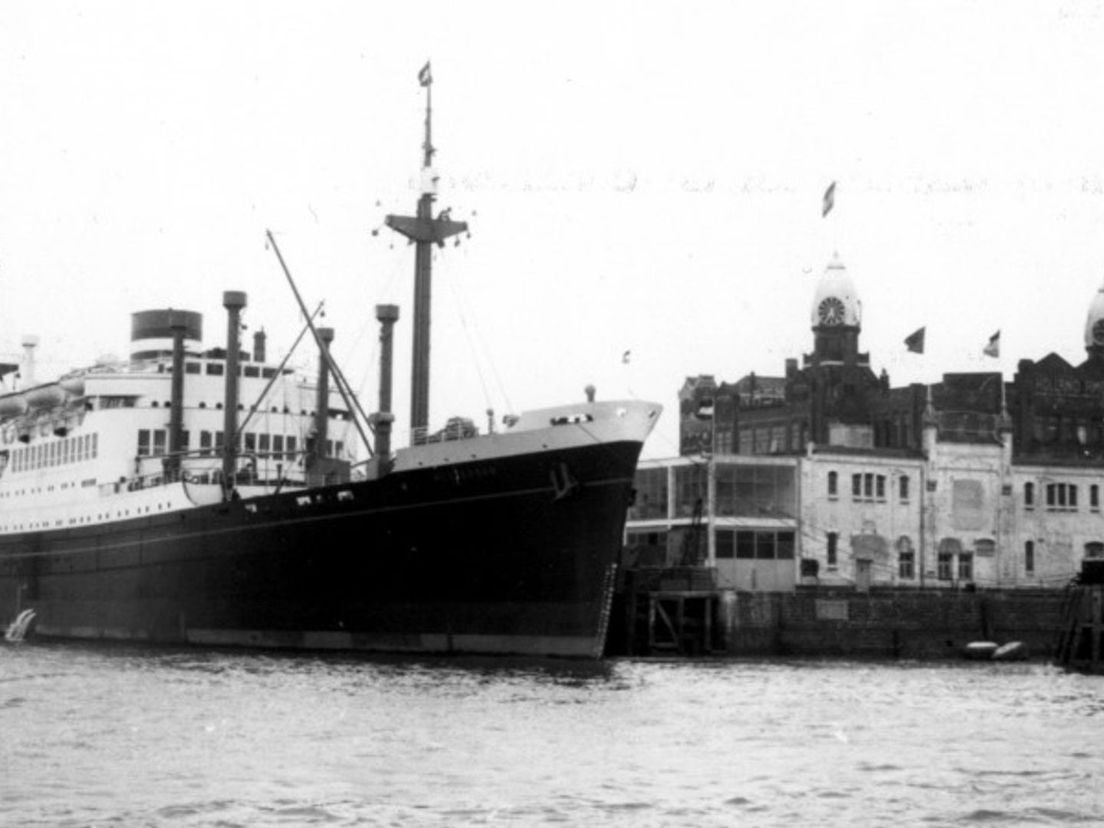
left=418, top=61, right=432, bottom=87
left=983, top=330, right=1000, bottom=358
left=822, top=181, right=836, bottom=217
left=904, top=327, right=925, bottom=354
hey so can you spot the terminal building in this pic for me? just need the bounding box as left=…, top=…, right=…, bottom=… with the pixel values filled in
left=625, top=254, right=1104, bottom=592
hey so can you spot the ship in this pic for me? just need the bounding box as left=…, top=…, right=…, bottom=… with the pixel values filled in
left=0, top=67, right=661, bottom=658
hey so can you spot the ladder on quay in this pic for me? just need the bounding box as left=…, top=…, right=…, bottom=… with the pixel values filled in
left=1054, top=583, right=1104, bottom=674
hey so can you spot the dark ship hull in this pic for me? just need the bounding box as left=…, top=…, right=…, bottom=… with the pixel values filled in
left=0, top=439, right=642, bottom=657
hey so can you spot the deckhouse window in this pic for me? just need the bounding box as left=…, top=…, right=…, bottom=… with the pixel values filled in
left=138, top=429, right=151, bottom=457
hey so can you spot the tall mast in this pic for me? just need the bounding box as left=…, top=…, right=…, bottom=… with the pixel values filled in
left=385, top=61, right=468, bottom=442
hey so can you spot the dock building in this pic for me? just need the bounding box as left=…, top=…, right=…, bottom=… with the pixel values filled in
left=627, top=255, right=1104, bottom=592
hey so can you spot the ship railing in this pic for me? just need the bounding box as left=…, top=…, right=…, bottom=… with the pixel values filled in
left=99, top=469, right=176, bottom=497
left=410, top=419, right=480, bottom=446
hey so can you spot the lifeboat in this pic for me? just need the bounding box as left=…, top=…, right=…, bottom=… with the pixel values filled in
left=23, top=384, right=68, bottom=411
left=992, top=641, right=1028, bottom=661
left=963, top=641, right=999, bottom=660
left=0, top=394, right=28, bottom=419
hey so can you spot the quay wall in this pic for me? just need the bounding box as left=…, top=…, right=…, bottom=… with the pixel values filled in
left=718, top=587, right=1067, bottom=660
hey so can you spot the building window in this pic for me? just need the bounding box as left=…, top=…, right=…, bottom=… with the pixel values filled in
left=735, top=532, right=755, bottom=559
left=715, top=530, right=735, bottom=559
left=937, top=552, right=954, bottom=581
left=755, top=532, right=776, bottom=559
left=864, top=473, right=874, bottom=500
left=1086, top=542, right=1104, bottom=559
left=852, top=474, right=862, bottom=499
left=731, top=530, right=794, bottom=560
left=1045, top=483, right=1078, bottom=512
left=1092, top=485, right=1100, bottom=512
left=958, top=552, right=974, bottom=582
left=629, top=466, right=668, bottom=521
left=1024, top=482, right=1034, bottom=510
left=899, top=550, right=915, bottom=580
left=828, top=471, right=838, bottom=498
left=876, top=474, right=886, bottom=501
left=1025, top=540, right=1035, bottom=575
left=777, top=532, right=795, bottom=559
left=827, top=532, right=838, bottom=568
left=899, top=475, right=910, bottom=502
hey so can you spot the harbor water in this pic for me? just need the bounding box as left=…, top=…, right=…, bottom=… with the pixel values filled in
left=2, top=643, right=1103, bottom=826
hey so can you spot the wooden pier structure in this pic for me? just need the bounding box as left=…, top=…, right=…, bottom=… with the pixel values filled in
left=616, top=567, right=723, bottom=656
left=1054, top=560, right=1104, bottom=674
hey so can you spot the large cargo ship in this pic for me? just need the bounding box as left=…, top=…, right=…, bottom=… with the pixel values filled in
left=0, top=69, right=661, bottom=658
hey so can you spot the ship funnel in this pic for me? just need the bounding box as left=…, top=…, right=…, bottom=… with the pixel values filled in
left=222, top=291, right=246, bottom=492
left=372, top=304, right=399, bottom=460
left=20, top=335, right=38, bottom=387
left=131, top=309, right=202, bottom=359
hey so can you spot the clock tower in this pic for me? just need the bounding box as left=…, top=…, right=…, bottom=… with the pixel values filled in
left=810, top=252, right=863, bottom=366
left=1083, top=280, right=1104, bottom=362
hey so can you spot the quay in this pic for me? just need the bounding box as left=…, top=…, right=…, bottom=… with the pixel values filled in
left=608, top=564, right=1069, bottom=660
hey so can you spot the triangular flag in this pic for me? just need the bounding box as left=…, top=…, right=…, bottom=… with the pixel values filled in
left=822, top=181, right=836, bottom=217
left=418, top=61, right=432, bottom=87
left=904, top=327, right=925, bottom=354
left=983, top=330, right=1000, bottom=358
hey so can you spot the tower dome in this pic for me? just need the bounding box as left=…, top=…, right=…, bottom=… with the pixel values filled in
left=1084, top=280, right=1104, bottom=352
left=810, top=252, right=862, bottom=329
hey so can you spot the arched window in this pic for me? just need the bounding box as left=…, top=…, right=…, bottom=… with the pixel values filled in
left=899, top=475, right=910, bottom=502
left=827, top=471, right=838, bottom=498
left=1025, top=540, right=1035, bottom=575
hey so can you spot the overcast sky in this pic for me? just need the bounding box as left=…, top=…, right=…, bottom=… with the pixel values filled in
left=2, top=1, right=1104, bottom=458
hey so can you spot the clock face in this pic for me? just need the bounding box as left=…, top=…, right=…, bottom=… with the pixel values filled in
left=1093, top=318, right=1104, bottom=346
left=818, top=296, right=846, bottom=326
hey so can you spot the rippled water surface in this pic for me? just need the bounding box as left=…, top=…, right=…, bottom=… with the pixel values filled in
left=1, top=643, right=1102, bottom=826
